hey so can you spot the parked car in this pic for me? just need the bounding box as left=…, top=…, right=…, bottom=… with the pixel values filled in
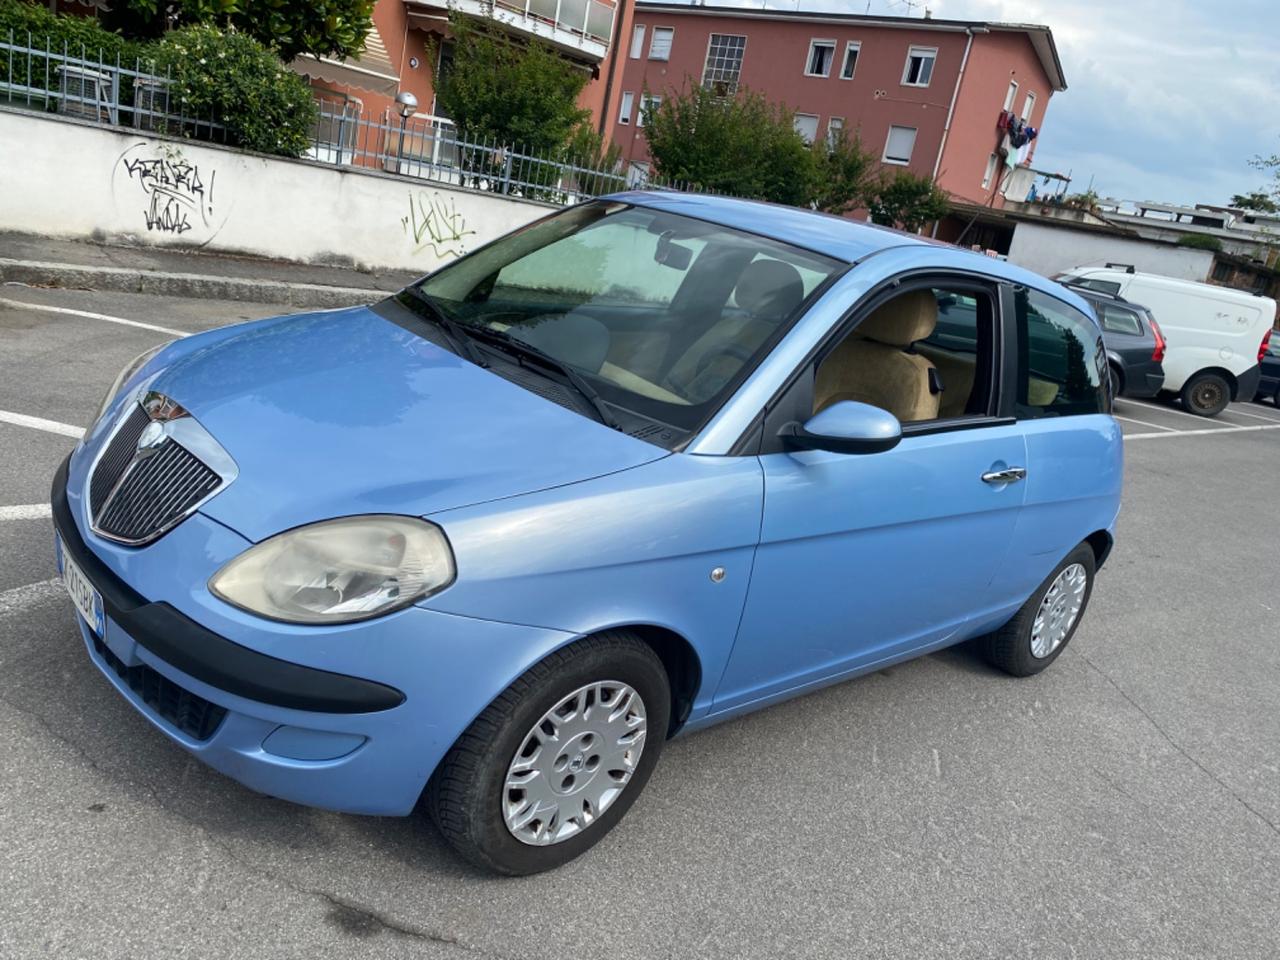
left=52, top=194, right=1122, bottom=875
left=1056, top=265, right=1275, bottom=416
left=1253, top=328, right=1279, bottom=405
left=1058, top=282, right=1166, bottom=400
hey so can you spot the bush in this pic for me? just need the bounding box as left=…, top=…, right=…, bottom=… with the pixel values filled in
left=0, top=0, right=147, bottom=93
left=1177, top=233, right=1223, bottom=251
left=865, top=169, right=950, bottom=232
left=148, top=24, right=317, bottom=157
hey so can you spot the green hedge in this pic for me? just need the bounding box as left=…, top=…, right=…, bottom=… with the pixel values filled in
left=148, top=25, right=317, bottom=156
left=0, top=3, right=315, bottom=157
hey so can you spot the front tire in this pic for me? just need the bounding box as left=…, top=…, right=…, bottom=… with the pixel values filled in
left=979, top=543, right=1096, bottom=677
left=1107, top=363, right=1123, bottom=404
left=427, top=631, right=670, bottom=875
left=1180, top=371, right=1231, bottom=417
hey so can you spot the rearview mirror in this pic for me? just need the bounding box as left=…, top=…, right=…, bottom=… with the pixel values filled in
left=654, top=231, right=693, bottom=270
left=779, top=401, right=902, bottom=455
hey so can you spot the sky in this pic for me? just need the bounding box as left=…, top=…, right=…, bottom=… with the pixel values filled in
left=665, top=0, right=1280, bottom=207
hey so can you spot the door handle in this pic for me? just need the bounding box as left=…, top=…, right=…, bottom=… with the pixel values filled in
left=981, top=467, right=1027, bottom=485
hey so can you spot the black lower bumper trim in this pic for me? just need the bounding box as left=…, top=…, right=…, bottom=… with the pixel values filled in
left=52, top=455, right=406, bottom=714
left=1235, top=363, right=1262, bottom=402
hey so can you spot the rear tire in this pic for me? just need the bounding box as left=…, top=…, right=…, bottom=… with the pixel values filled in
left=1107, top=363, right=1123, bottom=403
left=1180, top=372, right=1231, bottom=417
left=427, top=631, right=670, bottom=876
left=979, top=544, right=1096, bottom=677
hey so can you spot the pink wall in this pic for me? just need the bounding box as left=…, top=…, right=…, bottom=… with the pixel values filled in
left=609, top=9, right=1057, bottom=213
left=938, top=30, right=1055, bottom=206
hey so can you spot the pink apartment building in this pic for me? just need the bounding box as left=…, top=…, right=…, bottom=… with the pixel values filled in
left=609, top=3, right=1066, bottom=208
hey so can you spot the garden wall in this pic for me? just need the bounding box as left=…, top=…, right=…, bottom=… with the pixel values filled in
left=0, top=108, right=553, bottom=272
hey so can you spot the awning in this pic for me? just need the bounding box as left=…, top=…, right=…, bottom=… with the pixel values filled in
left=291, top=24, right=400, bottom=97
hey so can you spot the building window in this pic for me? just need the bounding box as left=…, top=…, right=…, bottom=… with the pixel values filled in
left=982, top=153, right=998, bottom=189
left=827, top=116, right=845, bottom=148
left=793, top=113, right=819, bottom=143
left=1021, top=91, right=1036, bottom=121
left=883, top=125, right=917, bottom=164
left=649, top=26, right=673, bottom=61
left=618, top=91, right=634, bottom=125
left=902, top=46, right=936, bottom=86
left=629, top=24, right=645, bottom=60
left=805, top=39, right=836, bottom=77
left=640, top=93, right=662, bottom=127
left=702, top=33, right=746, bottom=95
left=1003, top=80, right=1018, bottom=110
left=840, top=41, right=860, bottom=79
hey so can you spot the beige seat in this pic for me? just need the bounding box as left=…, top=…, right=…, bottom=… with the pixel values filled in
left=915, top=342, right=976, bottom=419
left=665, top=258, right=806, bottom=401
left=814, top=290, right=940, bottom=422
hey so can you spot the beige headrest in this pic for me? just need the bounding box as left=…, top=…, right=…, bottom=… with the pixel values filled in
left=733, top=258, right=806, bottom=319
left=856, top=291, right=937, bottom=347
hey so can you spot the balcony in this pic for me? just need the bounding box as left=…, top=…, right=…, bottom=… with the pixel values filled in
left=404, top=0, right=615, bottom=62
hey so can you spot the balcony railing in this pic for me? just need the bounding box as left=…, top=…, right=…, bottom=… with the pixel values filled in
left=409, top=0, right=615, bottom=56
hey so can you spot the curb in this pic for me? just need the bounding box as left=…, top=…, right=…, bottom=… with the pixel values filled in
left=0, top=257, right=392, bottom=309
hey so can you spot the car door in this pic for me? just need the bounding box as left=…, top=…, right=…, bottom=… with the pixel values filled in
left=710, top=277, right=1028, bottom=718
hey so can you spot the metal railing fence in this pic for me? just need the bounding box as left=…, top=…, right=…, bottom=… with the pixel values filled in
left=1, top=30, right=710, bottom=206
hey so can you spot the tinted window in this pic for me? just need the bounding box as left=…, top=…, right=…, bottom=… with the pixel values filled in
left=1071, top=277, right=1123, bottom=296
left=1098, top=303, right=1144, bottom=336
left=1015, top=288, right=1107, bottom=417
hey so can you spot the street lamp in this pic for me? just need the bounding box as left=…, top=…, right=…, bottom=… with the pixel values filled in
left=394, top=91, right=418, bottom=171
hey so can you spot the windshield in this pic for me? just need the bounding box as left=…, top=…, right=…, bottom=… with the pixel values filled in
left=404, top=202, right=841, bottom=434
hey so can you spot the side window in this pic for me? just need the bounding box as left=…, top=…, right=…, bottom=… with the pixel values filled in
left=1015, top=288, right=1107, bottom=417
left=1098, top=303, right=1143, bottom=336
left=1073, top=277, right=1122, bottom=296
left=813, top=285, right=996, bottom=424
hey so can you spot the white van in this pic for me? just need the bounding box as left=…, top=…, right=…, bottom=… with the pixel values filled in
left=1057, top=266, right=1276, bottom=416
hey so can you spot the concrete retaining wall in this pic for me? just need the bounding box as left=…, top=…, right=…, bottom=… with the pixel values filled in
left=0, top=108, right=552, bottom=273
left=1007, top=220, right=1215, bottom=282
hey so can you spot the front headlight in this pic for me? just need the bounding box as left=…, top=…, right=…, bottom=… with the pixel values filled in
left=95, top=343, right=167, bottom=425
left=209, top=516, right=455, bottom=624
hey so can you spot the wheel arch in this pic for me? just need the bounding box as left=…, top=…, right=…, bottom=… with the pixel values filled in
left=617, top=624, right=702, bottom=737
left=1084, top=530, right=1114, bottom=570
left=1186, top=366, right=1240, bottom=400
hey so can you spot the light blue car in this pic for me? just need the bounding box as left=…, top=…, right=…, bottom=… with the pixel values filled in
left=52, top=193, right=1122, bottom=874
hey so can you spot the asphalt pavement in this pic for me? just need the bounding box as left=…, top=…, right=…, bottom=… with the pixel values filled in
left=1, top=284, right=1278, bottom=960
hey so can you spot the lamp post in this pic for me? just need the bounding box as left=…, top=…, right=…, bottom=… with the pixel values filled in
left=394, top=91, right=418, bottom=173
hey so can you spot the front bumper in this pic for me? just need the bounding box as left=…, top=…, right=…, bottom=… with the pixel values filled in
left=53, top=455, right=574, bottom=815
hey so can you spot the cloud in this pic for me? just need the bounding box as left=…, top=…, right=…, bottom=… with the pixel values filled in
left=658, top=0, right=1280, bottom=204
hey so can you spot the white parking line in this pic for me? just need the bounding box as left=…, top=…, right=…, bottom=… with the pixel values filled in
left=1215, top=404, right=1280, bottom=424
left=1112, top=414, right=1177, bottom=432
left=1125, top=424, right=1280, bottom=440
left=0, top=296, right=185, bottom=337
left=0, top=578, right=64, bottom=616
left=0, top=504, right=51, bottom=521
left=1119, top=399, right=1234, bottom=426
left=0, top=410, right=85, bottom=439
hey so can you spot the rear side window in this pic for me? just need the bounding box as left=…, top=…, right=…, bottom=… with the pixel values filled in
left=1098, top=303, right=1144, bottom=336
left=1072, top=277, right=1123, bottom=296
left=1014, top=288, right=1107, bottom=417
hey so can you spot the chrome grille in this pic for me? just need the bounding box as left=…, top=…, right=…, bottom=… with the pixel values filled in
left=88, top=394, right=234, bottom=546
left=96, top=439, right=220, bottom=543
left=90, top=404, right=150, bottom=515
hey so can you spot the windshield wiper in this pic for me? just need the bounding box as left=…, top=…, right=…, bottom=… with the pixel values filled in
left=460, top=325, right=622, bottom=431
left=399, top=287, right=490, bottom=369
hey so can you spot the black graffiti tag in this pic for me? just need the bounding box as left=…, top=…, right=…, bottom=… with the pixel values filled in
left=123, top=156, right=215, bottom=235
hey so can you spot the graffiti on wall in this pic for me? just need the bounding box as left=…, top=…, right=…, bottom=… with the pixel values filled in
left=402, top=192, right=475, bottom=260
left=116, top=144, right=217, bottom=236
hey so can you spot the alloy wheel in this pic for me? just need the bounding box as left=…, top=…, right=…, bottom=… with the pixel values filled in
left=503, top=681, right=647, bottom=846
left=1030, top=563, right=1088, bottom=659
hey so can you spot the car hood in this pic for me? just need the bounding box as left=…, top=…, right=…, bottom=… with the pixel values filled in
left=149, top=304, right=667, bottom=542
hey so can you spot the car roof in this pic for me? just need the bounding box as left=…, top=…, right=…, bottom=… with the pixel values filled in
left=606, top=191, right=929, bottom=264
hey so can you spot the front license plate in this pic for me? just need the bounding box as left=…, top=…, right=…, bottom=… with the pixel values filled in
left=56, top=534, right=105, bottom=638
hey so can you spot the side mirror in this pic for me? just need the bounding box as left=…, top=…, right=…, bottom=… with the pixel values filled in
left=779, top=401, right=902, bottom=455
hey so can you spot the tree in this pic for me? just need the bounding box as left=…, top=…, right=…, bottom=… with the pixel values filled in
left=865, top=170, right=950, bottom=232
left=101, top=0, right=375, bottom=61
left=644, top=82, right=818, bottom=207
left=811, top=128, right=876, bottom=215
left=1230, top=190, right=1278, bottom=213
left=431, top=14, right=592, bottom=157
